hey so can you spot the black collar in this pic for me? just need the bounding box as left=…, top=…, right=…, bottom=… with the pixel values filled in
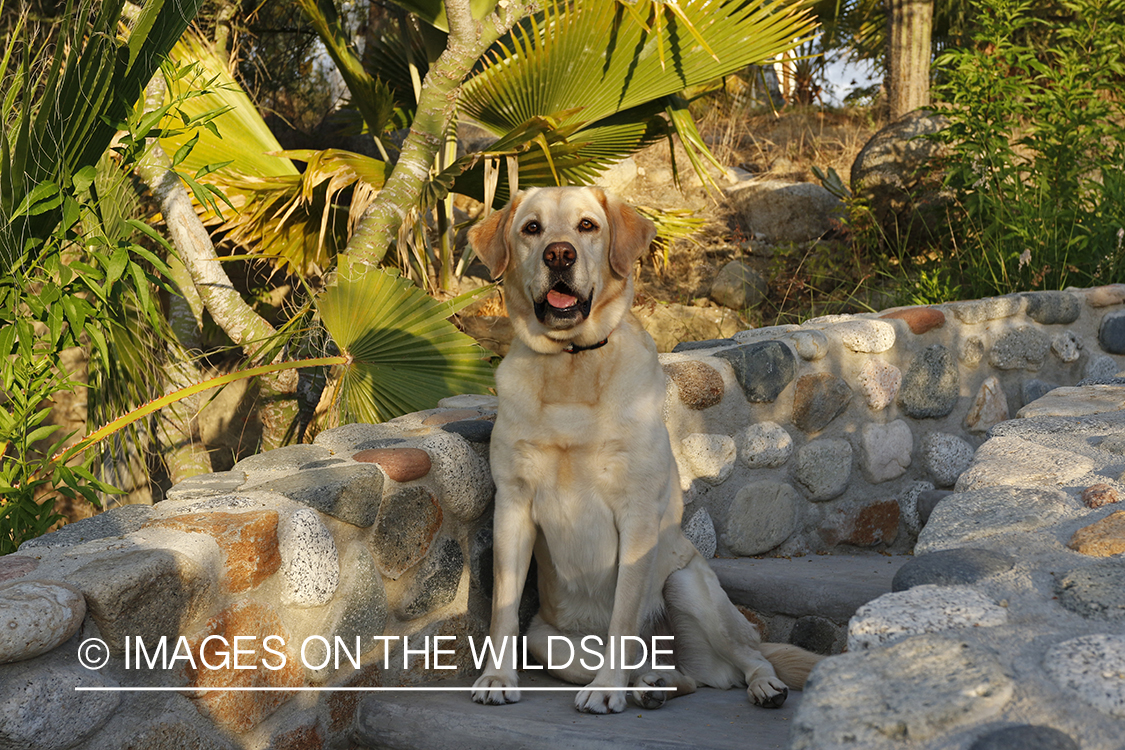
left=563, top=336, right=609, bottom=354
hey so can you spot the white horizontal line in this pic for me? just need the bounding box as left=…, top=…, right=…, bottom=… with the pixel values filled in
left=73, top=686, right=676, bottom=693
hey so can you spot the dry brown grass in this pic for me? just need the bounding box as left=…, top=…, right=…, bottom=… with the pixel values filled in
left=696, top=96, right=881, bottom=184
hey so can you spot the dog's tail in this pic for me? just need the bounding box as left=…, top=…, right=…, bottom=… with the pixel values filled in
left=759, top=642, right=823, bottom=689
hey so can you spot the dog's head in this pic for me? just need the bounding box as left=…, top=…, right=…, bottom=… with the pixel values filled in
left=468, top=187, right=656, bottom=354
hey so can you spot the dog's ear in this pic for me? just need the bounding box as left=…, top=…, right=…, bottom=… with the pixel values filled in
left=468, top=196, right=520, bottom=279
left=602, top=190, right=657, bottom=279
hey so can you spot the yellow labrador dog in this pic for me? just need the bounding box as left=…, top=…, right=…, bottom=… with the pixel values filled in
left=468, top=186, right=820, bottom=714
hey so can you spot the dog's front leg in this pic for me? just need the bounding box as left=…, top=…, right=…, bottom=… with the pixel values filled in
left=575, top=511, right=660, bottom=714
left=471, top=489, right=535, bottom=705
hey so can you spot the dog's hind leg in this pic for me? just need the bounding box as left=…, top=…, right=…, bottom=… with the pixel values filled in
left=664, top=555, right=804, bottom=709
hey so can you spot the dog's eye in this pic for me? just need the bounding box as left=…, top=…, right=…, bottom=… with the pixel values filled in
left=578, top=218, right=598, bottom=232
left=523, top=221, right=541, bottom=235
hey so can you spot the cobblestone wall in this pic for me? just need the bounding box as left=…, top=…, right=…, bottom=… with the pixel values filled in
left=3, top=285, right=1125, bottom=748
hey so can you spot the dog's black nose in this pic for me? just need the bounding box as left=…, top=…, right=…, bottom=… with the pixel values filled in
left=543, top=242, right=576, bottom=270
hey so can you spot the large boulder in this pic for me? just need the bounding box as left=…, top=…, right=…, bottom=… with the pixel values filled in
left=850, top=109, right=951, bottom=246
left=727, top=179, right=841, bottom=243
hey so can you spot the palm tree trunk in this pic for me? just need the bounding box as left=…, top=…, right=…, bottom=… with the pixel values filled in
left=887, top=0, right=934, bottom=121
left=137, top=77, right=300, bottom=453
left=346, top=0, right=536, bottom=264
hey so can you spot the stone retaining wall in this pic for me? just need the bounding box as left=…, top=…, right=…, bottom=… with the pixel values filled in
left=663, top=285, right=1125, bottom=558
left=791, top=385, right=1125, bottom=750
left=3, top=285, right=1125, bottom=748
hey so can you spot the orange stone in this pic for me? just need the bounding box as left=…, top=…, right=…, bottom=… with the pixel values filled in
left=184, top=601, right=303, bottom=733
left=845, top=500, right=901, bottom=547
left=1082, top=483, right=1121, bottom=509
left=880, top=307, right=946, bottom=334
left=271, top=725, right=323, bottom=750
left=146, top=511, right=281, bottom=593
left=328, top=662, right=382, bottom=734
left=1068, top=511, right=1125, bottom=557
left=353, top=448, right=432, bottom=482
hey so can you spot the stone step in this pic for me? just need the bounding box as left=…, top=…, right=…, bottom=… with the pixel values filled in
left=353, top=672, right=802, bottom=750
left=709, top=552, right=910, bottom=623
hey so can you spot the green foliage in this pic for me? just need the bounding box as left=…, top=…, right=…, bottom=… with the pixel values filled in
left=318, top=258, right=495, bottom=424
left=932, top=0, right=1125, bottom=297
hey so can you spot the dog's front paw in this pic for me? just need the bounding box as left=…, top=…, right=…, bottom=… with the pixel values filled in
left=472, top=672, right=521, bottom=705
left=575, top=686, right=627, bottom=714
left=630, top=672, right=668, bottom=710
left=747, top=677, right=788, bottom=709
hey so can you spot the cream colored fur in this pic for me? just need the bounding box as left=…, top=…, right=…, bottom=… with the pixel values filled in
left=468, top=186, right=822, bottom=714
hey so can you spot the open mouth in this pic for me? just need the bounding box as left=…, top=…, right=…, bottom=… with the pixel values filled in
left=534, top=282, right=593, bottom=328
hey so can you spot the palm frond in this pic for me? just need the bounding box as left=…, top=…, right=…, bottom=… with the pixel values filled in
left=317, top=257, right=494, bottom=423
left=462, top=0, right=817, bottom=134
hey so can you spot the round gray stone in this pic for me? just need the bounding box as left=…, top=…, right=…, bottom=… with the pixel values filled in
left=968, top=725, right=1079, bottom=750
left=683, top=507, right=717, bottom=559
left=789, top=615, right=840, bottom=655
left=1085, top=354, right=1120, bottom=380
left=735, top=421, right=793, bottom=469
left=680, top=433, right=736, bottom=485
left=252, top=464, right=385, bottom=527
left=328, top=547, right=388, bottom=657
left=671, top=338, right=737, bottom=353
left=713, top=341, right=797, bottom=403
left=394, top=538, right=464, bottom=621
left=847, top=585, right=1008, bottom=651
left=861, top=420, right=912, bottom=483
left=233, top=444, right=333, bottom=479
left=833, top=319, right=896, bottom=353
left=921, top=432, right=974, bottom=488
left=0, top=664, right=120, bottom=750
left=1022, top=378, right=1057, bottom=406
left=950, top=295, right=1023, bottom=324
left=989, top=326, right=1050, bottom=370
left=313, top=422, right=414, bottom=454
left=892, top=548, right=1015, bottom=592
left=19, top=504, right=156, bottom=551
left=1024, top=291, right=1081, bottom=325
left=792, top=373, right=853, bottom=433
left=917, top=489, right=953, bottom=527
left=165, top=471, right=248, bottom=501
left=278, top=508, right=340, bottom=607
left=1054, top=562, right=1125, bottom=620
left=791, top=635, right=1014, bottom=749
left=420, top=431, right=494, bottom=521
left=0, top=580, right=85, bottom=663
left=1098, top=309, right=1125, bottom=354
left=441, top=419, right=493, bottom=444
left=722, top=481, right=799, bottom=554
left=960, top=335, right=985, bottom=366
left=900, top=345, right=958, bottom=418
left=794, top=439, right=852, bottom=501
left=916, top=486, right=1073, bottom=554
left=1044, top=633, right=1125, bottom=717
left=1050, top=330, right=1081, bottom=362
left=789, top=329, right=828, bottom=361
left=709, top=260, right=768, bottom=310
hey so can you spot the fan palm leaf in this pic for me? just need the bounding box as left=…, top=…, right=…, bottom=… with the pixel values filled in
left=462, top=0, right=817, bottom=133
left=305, top=257, right=495, bottom=423
left=452, top=0, right=816, bottom=197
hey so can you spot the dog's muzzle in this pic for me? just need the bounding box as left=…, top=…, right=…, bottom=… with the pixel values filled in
left=534, top=242, right=592, bottom=329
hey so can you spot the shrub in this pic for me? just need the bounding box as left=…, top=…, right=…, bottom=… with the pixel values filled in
left=930, top=0, right=1125, bottom=299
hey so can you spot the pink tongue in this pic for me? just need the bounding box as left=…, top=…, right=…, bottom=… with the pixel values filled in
left=547, top=289, right=578, bottom=309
